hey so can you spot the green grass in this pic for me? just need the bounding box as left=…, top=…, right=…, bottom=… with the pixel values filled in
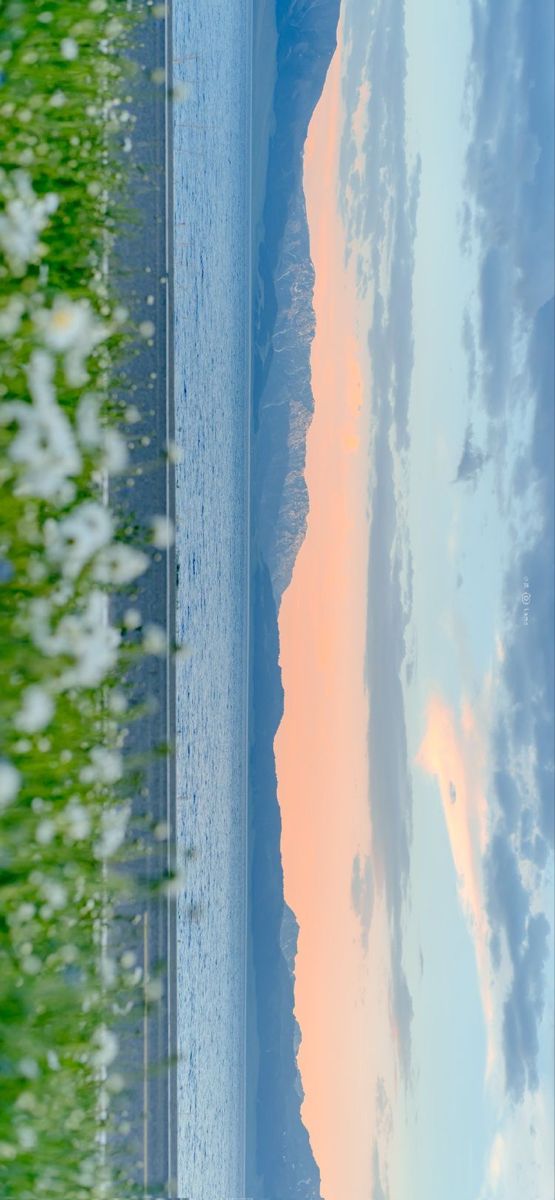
left=0, top=4, right=176, bottom=1196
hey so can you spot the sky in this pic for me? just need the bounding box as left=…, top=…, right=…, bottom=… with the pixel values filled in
left=275, top=1, right=554, bottom=1197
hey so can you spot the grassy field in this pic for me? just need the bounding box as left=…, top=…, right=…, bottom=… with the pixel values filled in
left=0, top=4, right=176, bottom=1196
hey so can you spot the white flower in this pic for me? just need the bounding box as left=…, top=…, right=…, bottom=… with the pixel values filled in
left=94, top=802, right=131, bottom=859
left=0, top=761, right=21, bottom=809
left=44, top=502, right=113, bottom=579
left=145, top=977, right=163, bottom=1002
left=18, top=1058, right=39, bottom=1081
left=80, top=747, right=122, bottom=786
left=41, top=879, right=67, bottom=910
left=166, top=439, right=184, bottom=464
left=150, top=515, right=174, bottom=549
left=16, top=903, right=35, bottom=923
left=0, top=169, right=58, bottom=274
left=60, top=37, right=79, bottom=60
left=161, top=867, right=185, bottom=897
left=30, top=591, right=120, bottom=690
left=0, top=296, right=24, bottom=337
left=1, top=351, right=81, bottom=500
left=107, top=689, right=127, bottom=716
left=139, top=320, right=155, bottom=339
left=91, top=1026, right=118, bottom=1070
left=46, top=1050, right=60, bottom=1071
left=62, top=799, right=91, bottom=841
left=14, top=685, right=54, bottom=734
left=76, top=394, right=128, bottom=473
left=123, top=608, right=141, bottom=630
left=102, top=428, right=128, bottom=474
left=35, top=819, right=56, bottom=845
left=143, top=624, right=166, bottom=656
left=100, top=955, right=117, bottom=987
left=35, top=297, right=110, bottom=387
left=17, top=1126, right=37, bottom=1150
left=93, top=543, right=149, bottom=585
left=75, top=393, right=102, bottom=448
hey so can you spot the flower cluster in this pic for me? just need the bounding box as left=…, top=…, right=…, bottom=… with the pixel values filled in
left=0, top=5, right=181, bottom=1197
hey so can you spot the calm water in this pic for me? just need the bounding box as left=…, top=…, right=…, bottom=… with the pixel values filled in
left=172, top=1, right=251, bottom=1196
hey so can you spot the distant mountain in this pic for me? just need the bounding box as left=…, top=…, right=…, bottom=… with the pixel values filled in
left=249, top=561, right=321, bottom=1199
left=248, top=7, right=341, bottom=1193
left=253, top=0, right=342, bottom=599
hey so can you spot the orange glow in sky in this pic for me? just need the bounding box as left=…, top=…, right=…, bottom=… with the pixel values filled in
left=273, top=22, right=377, bottom=1200
left=416, top=692, right=496, bottom=1071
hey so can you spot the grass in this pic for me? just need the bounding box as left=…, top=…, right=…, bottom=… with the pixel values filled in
left=0, top=3, right=177, bottom=1196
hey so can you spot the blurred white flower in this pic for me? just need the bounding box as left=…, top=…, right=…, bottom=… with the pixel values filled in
left=100, top=955, right=117, bottom=987
left=44, top=502, right=113, bottom=579
left=60, top=37, right=79, bottom=60
left=0, top=351, right=81, bottom=500
left=108, top=689, right=127, bottom=715
left=14, top=685, right=54, bottom=734
left=0, top=169, right=58, bottom=274
left=166, top=439, right=184, bottom=464
left=93, top=543, right=149, bottom=585
left=0, top=761, right=21, bottom=809
left=150, top=514, right=174, bottom=549
left=76, top=393, right=128, bottom=473
left=91, top=1026, right=118, bottom=1070
left=16, top=903, right=35, bottom=923
left=145, top=977, right=163, bottom=1002
left=123, top=607, right=141, bottom=630
left=75, top=392, right=102, bottom=447
left=46, top=1050, right=60, bottom=1071
left=143, top=623, right=166, bottom=656
left=0, top=296, right=24, bottom=337
left=35, top=296, right=110, bottom=387
left=62, top=799, right=91, bottom=841
left=139, top=320, right=155, bottom=339
left=102, top=428, right=128, bottom=473
left=35, top=819, right=56, bottom=845
left=17, top=1126, right=37, bottom=1150
left=94, top=802, right=131, bottom=859
left=80, top=747, right=122, bottom=786
left=18, top=1058, right=39, bottom=1081
left=41, top=879, right=67, bottom=910
left=31, top=591, right=120, bottom=690
left=161, top=867, right=185, bottom=897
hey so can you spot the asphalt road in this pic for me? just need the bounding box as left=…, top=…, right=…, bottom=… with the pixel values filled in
left=107, top=3, right=179, bottom=1196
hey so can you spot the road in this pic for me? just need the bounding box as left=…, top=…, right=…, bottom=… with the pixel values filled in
left=108, top=1, right=255, bottom=1196
left=107, top=1, right=178, bottom=1196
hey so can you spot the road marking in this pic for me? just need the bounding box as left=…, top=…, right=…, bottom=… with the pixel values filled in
left=143, top=907, right=149, bottom=1192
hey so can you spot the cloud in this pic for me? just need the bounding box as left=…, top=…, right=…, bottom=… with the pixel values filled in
left=479, top=1089, right=554, bottom=1200
left=341, top=0, right=421, bottom=450
left=485, top=832, right=551, bottom=1100
left=454, top=0, right=555, bottom=1109
left=416, top=693, right=496, bottom=1061
left=454, top=423, right=488, bottom=484
left=350, top=853, right=374, bottom=950
left=418, top=686, right=553, bottom=1101
left=334, top=0, right=420, bottom=1084
left=365, top=416, right=414, bottom=1079
left=464, top=0, right=554, bottom=425
left=372, top=1142, right=388, bottom=1200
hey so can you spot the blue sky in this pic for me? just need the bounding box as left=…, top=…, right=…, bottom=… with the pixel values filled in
left=338, top=0, right=553, bottom=1195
